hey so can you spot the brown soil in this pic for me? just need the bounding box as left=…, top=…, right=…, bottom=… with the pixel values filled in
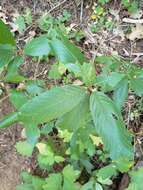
left=0, top=99, right=29, bottom=190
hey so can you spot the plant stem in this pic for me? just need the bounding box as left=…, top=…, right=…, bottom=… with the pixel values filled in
left=0, top=112, right=19, bottom=129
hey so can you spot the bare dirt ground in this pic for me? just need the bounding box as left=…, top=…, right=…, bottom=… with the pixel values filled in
left=0, top=95, right=31, bottom=190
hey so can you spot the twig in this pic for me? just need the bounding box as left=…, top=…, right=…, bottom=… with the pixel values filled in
left=47, top=0, right=67, bottom=14
left=0, top=95, right=9, bottom=104
left=132, top=52, right=143, bottom=56
left=123, top=18, right=143, bottom=24
left=34, top=58, right=41, bottom=79
left=80, top=0, right=84, bottom=22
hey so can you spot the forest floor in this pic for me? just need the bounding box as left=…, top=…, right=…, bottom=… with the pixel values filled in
left=0, top=0, right=143, bottom=190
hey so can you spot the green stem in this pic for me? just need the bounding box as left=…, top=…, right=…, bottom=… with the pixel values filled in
left=0, top=112, right=19, bottom=129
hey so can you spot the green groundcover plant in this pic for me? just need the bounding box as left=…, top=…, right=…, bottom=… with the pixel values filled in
left=0, top=18, right=143, bottom=190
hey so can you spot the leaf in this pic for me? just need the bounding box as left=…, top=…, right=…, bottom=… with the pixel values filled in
left=14, top=16, right=26, bottom=33
left=38, top=154, right=54, bottom=167
left=48, top=64, right=61, bottom=80
left=130, top=78, right=143, bottom=96
left=127, top=24, right=143, bottom=41
left=126, top=167, right=143, bottom=190
left=0, top=86, right=87, bottom=128
left=55, top=156, right=65, bottom=163
left=36, top=143, right=53, bottom=156
left=62, top=165, right=80, bottom=183
left=20, top=171, right=32, bottom=183
left=16, top=184, right=34, bottom=190
left=96, top=72, right=125, bottom=92
left=65, top=63, right=81, bottom=76
left=18, top=85, right=87, bottom=125
left=96, top=183, right=103, bottom=190
left=24, top=36, right=51, bottom=57
left=43, top=174, right=62, bottom=190
left=96, top=56, right=121, bottom=70
left=56, top=94, right=90, bottom=131
left=24, top=8, right=33, bottom=25
left=113, top=79, right=128, bottom=110
left=4, top=56, right=25, bottom=83
left=50, top=29, right=87, bottom=64
left=32, top=176, right=45, bottom=190
left=15, top=141, right=34, bottom=156
left=0, top=19, right=15, bottom=46
left=81, top=180, right=94, bottom=190
left=25, top=124, right=40, bottom=145
left=26, top=80, right=45, bottom=96
left=80, top=63, right=96, bottom=86
left=114, top=158, right=134, bottom=172
left=0, top=45, right=15, bottom=68
left=97, top=164, right=117, bottom=182
left=40, top=122, right=54, bottom=135
left=90, top=91, right=133, bottom=160
left=62, top=179, right=80, bottom=190
left=62, top=165, right=80, bottom=190
left=10, top=90, right=29, bottom=109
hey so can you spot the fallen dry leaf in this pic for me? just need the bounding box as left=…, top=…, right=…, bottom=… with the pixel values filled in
left=127, top=24, right=143, bottom=41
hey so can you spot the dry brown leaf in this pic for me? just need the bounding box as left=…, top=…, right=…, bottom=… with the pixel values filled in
left=127, top=24, right=143, bottom=41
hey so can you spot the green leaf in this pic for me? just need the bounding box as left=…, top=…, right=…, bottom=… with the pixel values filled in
left=18, top=85, right=87, bottom=125
left=24, top=8, right=33, bottom=25
left=32, top=176, right=45, bottom=190
left=0, top=19, right=15, bottom=46
left=96, top=72, right=125, bottom=92
left=97, top=164, right=117, bottom=184
left=0, top=45, right=15, bottom=68
left=96, top=183, right=103, bottom=190
left=4, top=56, right=25, bottom=83
left=40, top=122, right=54, bottom=135
left=21, top=171, right=32, bottom=183
left=55, top=155, right=65, bottom=163
left=56, top=94, right=90, bottom=131
left=10, top=90, right=28, bottom=109
left=62, top=165, right=80, bottom=190
left=24, top=36, right=51, bottom=57
left=38, top=154, right=54, bottom=167
left=25, top=124, right=40, bottom=145
left=15, top=141, right=34, bottom=156
left=130, top=78, right=143, bottom=96
left=16, top=184, right=34, bottom=190
left=43, top=174, right=62, bottom=190
left=63, top=165, right=80, bottom=183
left=48, top=64, right=61, bottom=80
left=90, top=91, right=133, bottom=160
left=126, top=167, right=143, bottom=190
left=113, top=79, right=128, bottom=110
left=15, top=16, right=26, bottom=33
left=50, top=29, right=87, bottom=64
left=62, top=178, right=80, bottom=190
left=114, top=158, right=134, bottom=172
left=36, top=143, right=53, bottom=156
left=65, top=63, right=81, bottom=76
left=95, top=56, right=120, bottom=71
left=26, top=80, right=45, bottom=96
left=81, top=180, right=94, bottom=190
left=80, top=63, right=96, bottom=86
left=0, top=86, right=87, bottom=128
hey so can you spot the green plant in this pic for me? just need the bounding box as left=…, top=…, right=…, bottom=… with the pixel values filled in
left=122, top=0, right=139, bottom=13
left=90, top=2, right=115, bottom=33
left=0, top=18, right=143, bottom=189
